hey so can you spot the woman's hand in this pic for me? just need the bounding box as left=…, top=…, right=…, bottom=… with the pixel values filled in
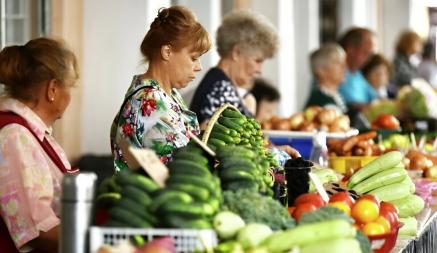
left=276, top=145, right=301, bottom=159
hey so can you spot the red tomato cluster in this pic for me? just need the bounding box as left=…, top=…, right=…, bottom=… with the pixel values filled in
left=289, top=192, right=400, bottom=236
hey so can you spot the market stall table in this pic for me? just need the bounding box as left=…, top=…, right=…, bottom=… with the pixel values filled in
left=390, top=208, right=437, bottom=253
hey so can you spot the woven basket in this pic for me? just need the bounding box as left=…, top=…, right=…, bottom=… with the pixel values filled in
left=201, top=103, right=240, bottom=143
left=200, top=103, right=275, bottom=182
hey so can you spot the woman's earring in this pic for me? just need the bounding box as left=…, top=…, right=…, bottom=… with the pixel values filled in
left=50, top=97, right=55, bottom=102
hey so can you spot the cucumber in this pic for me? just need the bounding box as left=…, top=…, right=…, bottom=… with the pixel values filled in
left=121, top=186, right=152, bottom=207
left=222, top=109, right=244, bottom=118
left=167, top=183, right=210, bottom=201
left=300, top=238, right=362, bottom=253
left=117, top=197, right=157, bottom=225
left=116, top=170, right=159, bottom=193
left=164, top=215, right=212, bottom=229
left=351, top=167, right=407, bottom=194
left=209, top=132, right=235, bottom=144
left=212, top=122, right=231, bottom=135
left=159, top=202, right=206, bottom=218
left=173, top=151, right=209, bottom=166
left=109, top=206, right=152, bottom=228
left=389, top=194, right=425, bottom=218
left=217, top=146, right=255, bottom=159
left=223, top=180, right=259, bottom=191
left=149, top=190, right=193, bottom=212
left=167, top=160, right=211, bottom=174
left=168, top=165, right=211, bottom=177
left=218, top=117, right=244, bottom=131
left=208, top=138, right=226, bottom=148
left=166, top=174, right=216, bottom=193
left=368, top=182, right=410, bottom=202
left=400, top=175, right=416, bottom=194
left=229, top=129, right=239, bottom=137
left=262, top=219, right=356, bottom=252
left=95, top=192, right=121, bottom=208
left=220, top=169, right=255, bottom=182
left=348, top=151, right=402, bottom=188
left=220, top=158, right=257, bottom=170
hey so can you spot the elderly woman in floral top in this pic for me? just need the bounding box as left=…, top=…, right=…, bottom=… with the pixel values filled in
left=111, top=6, right=211, bottom=170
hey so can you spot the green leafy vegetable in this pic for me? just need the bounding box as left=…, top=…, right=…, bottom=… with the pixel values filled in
left=355, top=230, right=372, bottom=253
left=299, top=206, right=355, bottom=225
left=222, top=189, right=295, bottom=230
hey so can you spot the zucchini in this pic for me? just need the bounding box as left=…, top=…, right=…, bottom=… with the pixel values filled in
left=400, top=175, right=416, bottom=194
left=220, top=158, right=257, bottom=170
left=217, top=146, right=255, bottom=159
left=220, top=169, right=255, bottom=182
left=173, top=151, right=209, bottom=166
left=95, top=192, right=121, bottom=208
left=117, top=197, right=157, bottom=225
left=159, top=202, right=207, bottom=218
left=262, top=219, right=356, bottom=252
left=389, top=194, right=425, bottom=218
left=165, top=174, right=216, bottom=193
left=164, top=215, right=212, bottom=229
left=368, top=182, right=410, bottom=202
left=121, top=186, right=152, bottom=207
left=108, top=207, right=152, bottom=228
left=399, top=217, right=418, bottom=236
left=115, top=170, right=159, bottom=193
left=300, top=238, right=361, bottom=253
left=167, top=183, right=210, bottom=201
left=149, top=190, right=193, bottom=212
left=348, top=151, right=403, bottom=188
left=167, top=160, right=211, bottom=174
left=351, top=167, right=407, bottom=194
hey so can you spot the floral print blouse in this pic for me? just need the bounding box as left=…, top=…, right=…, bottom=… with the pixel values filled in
left=0, top=98, right=71, bottom=251
left=110, top=76, right=200, bottom=171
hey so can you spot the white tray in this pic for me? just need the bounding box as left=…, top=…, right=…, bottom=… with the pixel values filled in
left=89, top=227, right=218, bottom=253
left=263, top=129, right=359, bottom=139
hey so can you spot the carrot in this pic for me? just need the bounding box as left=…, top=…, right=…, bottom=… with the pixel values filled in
left=343, top=136, right=359, bottom=152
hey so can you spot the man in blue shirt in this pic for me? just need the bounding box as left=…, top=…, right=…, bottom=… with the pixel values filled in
left=338, top=28, right=378, bottom=110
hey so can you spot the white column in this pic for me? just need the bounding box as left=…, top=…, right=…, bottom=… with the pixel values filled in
left=379, top=0, right=411, bottom=59
left=174, top=0, right=221, bottom=104
left=338, top=0, right=378, bottom=34
left=81, top=0, right=165, bottom=155
left=293, top=0, right=320, bottom=112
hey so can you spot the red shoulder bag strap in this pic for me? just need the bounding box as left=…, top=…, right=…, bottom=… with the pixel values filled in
left=0, top=111, right=78, bottom=174
left=0, top=111, right=77, bottom=252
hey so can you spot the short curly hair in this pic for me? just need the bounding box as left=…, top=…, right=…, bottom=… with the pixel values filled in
left=216, top=10, right=278, bottom=58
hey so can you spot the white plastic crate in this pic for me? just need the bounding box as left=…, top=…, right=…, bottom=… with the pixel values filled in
left=89, top=227, right=218, bottom=253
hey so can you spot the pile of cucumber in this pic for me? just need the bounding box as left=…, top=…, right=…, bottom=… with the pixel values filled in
left=216, top=146, right=274, bottom=195
left=156, top=145, right=222, bottom=229
left=97, top=169, right=160, bottom=228
left=207, top=109, right=279, bottom=167
left=348, top=151, right=424, bottom=219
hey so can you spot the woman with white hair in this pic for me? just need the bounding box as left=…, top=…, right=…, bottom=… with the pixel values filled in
left=190, top=9, right=278, bottom=125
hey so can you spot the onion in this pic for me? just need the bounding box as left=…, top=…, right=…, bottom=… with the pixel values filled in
left=289, top=112, right=305, bottom=130
left=410, top=155, right=432, bottom=171
left=316, top=108, right=337, bottom=125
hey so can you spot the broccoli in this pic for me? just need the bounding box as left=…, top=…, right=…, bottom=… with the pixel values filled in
left=221, top=189, right=295, bottom=231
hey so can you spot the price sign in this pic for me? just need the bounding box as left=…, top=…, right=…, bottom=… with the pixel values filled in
left=118, top=139, right=168, bottom=187
left=308, top=172, right=330, bottom=202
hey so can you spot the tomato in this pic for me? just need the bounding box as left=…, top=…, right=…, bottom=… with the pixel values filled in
left=380, top=202, right=399, bottom=216
left=351, top=199, right=379, bottom=224
left=329, top=192, right=355, bottom=208
left=294, top=193, right=326, bottom=208
left=375, top=216, right=391, bottom=233
left=374, top=114, right=400, bottom=130
left=292, top=203, right=317, bottom=221
left=380, top=208, right=400, bottom=230
left=329, top=201, right=351, bottom=215
left=359, top=194, right=380, bottom=208
left=363, top=222, right=386, bottom=236
left=287, top=206, right=296, bottom=216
